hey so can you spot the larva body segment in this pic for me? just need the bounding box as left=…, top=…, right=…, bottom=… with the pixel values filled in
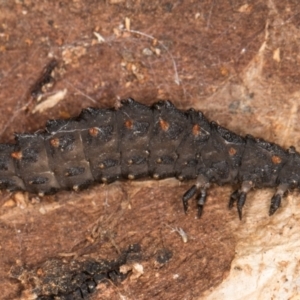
left=175, top=109, right=211, bottom=181
left=46, top=118, right=94, bottom=191
left=78, top=107, right=121, bottom=184
left=149, top=101, right=187, bottom=179
left=117, top=100, right=153, bottom=180
left=1, top=98, right=299, bottom=219
left=15, top=133, right=60, bottom=194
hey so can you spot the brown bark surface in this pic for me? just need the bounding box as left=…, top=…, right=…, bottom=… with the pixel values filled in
left=1, top=1, right=300, bottom=299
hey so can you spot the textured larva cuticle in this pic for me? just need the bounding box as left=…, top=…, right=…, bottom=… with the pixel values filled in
left=1, top=98, right=300, bottom=219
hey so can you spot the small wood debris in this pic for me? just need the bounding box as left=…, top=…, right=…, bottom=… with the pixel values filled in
left=32, top=89, right=67, bottom=113
left=273, top=48, right=281, bottom=62
left=125, top=17, right=131, bottom=31
left=93, top=32, right=105, bottom=43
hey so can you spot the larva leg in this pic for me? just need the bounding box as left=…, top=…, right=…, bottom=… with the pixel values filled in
left=196, top=188, right=207, bottom=218
left=182, top=175, right=210, bottom=217
left=228, top=190, right=239, bottom=209
left=269, top=194, right=281, bottom=216
left=182, top=185, right=197, bottom=213
left=269, top=184, right=289, bottom=216
left=229, top=181, right=253, bottom=220
left=237, top=192, right=247, bottom=220
left=228, top=190, right=247, bottom=220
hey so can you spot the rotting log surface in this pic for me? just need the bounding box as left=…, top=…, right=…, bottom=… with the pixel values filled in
left=1, top=1, right=300, bottom=299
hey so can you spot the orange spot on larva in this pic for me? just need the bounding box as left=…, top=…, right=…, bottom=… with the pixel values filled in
left=159, top=118, right=169, bottom=131
left=50, top=138, right=60, bottom=148
left=272, top=155, right=282, bottom=164
left=228, top=147, right=237, bottom=156
left=89, top=127, right=99, bottom=137
left=125, top=119, right=133, bottom=129
left=11, top=151, right=22, bottom=160
left=192, top=124, right=201, bottom=136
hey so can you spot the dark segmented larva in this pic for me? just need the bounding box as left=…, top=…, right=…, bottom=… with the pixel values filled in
left=1, top=98, right=299, bottom=219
